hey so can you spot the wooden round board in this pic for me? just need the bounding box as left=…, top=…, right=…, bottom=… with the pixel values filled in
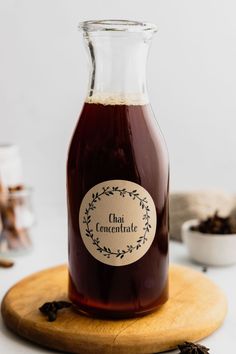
left=1, top=265, right=227, bottom=354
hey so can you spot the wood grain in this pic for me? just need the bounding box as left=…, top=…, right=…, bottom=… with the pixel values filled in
left=1, top=265, right=227, bottom=354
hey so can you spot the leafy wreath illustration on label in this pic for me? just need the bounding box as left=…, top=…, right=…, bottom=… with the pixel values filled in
left=79, top=180, right=157, bottom=266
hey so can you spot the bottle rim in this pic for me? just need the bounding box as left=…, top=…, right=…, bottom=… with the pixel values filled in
left=78, top=20, right=158, bottom=33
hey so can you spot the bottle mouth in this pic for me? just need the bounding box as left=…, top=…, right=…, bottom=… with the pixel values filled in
left=79, top=20, right=158, bottom=33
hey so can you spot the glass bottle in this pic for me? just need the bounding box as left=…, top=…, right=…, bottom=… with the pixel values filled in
left=67, top=20, right=169, bottom=318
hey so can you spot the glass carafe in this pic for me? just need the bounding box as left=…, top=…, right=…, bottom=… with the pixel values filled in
left=67, top=20, right=169, bottom=318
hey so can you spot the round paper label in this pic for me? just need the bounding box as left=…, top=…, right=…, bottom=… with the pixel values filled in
left=79, top=180, right=157, bottom=266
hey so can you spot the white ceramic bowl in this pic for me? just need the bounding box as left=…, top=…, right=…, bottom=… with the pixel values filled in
left=181, top=219, right=236, bottom=266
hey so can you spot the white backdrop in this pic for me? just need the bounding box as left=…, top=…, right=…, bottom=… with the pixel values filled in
left=1, top=0, right=236, bottom=208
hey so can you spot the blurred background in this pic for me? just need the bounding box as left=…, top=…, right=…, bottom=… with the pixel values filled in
left=0, top=0, right=236, bottom=212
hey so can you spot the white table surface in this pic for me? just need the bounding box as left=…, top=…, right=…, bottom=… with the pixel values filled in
left=0, top=205, right=235, bottom=353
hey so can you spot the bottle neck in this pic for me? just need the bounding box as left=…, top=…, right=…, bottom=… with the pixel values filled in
left=83, top=32, right=152, bottom=105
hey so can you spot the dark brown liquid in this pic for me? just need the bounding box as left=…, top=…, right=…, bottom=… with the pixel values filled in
left=67, top=102, right=169, bottom=318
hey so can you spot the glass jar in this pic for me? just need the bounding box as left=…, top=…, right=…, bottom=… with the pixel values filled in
left=0, top=144, right=23, bottom=187
left=0, top=187, right=34, bottom=255
left=67, top=20, right=169, bottom=318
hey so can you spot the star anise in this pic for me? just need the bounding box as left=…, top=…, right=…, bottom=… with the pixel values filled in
left=190, top=211, right=235, bottom=234
left=39, top=301, right=72, bottom=322
left=178, top=342, right=210, bottom=353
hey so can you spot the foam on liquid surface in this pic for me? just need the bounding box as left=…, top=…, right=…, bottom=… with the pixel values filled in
left=85, top=93, right=148, bottom=106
